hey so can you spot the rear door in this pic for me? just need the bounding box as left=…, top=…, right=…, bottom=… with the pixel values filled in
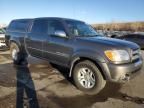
left=25, top=19, right=48, bottom=58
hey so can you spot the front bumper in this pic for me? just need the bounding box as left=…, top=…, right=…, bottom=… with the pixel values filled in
left=100, top=58, right=143, bottom=83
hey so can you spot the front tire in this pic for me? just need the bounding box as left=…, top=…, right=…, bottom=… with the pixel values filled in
left=73, top=60, right=106, bottom=95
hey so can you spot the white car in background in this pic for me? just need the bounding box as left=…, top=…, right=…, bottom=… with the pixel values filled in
left=134, top=32, right=144, bottom=35
left=0, top=29, right=6, bottom=47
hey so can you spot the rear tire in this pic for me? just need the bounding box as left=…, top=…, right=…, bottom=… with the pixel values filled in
left=73, top=60, right=106, bottom=95
left=10, top=42, right=26, bottom=65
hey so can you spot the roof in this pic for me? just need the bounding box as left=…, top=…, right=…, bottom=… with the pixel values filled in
left=12, top=17, right=84, bottom=23
left=12, top=18, right=33, bottom=22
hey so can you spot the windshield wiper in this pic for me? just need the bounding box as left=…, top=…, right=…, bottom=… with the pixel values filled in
left=75, top=34, right=100, bottom=37
left=84, top=34, right=100, bottom=37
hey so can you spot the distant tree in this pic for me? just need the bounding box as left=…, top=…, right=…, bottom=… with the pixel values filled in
left=92, top=22, right=144, bottom=32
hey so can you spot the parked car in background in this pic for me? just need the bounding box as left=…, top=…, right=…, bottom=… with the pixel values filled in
left=0, top=29, right=6, bottom=47
left=116, top=34, right=144, bottom=49
left=96, top=30, right=105, bottom=36
left=97, top=30, right=131, bottom=38
left=134, top=32, right=144, bottom=35
left=110, top=31, right=122, bottom=38
left=0, top=29, right=5, bottom=38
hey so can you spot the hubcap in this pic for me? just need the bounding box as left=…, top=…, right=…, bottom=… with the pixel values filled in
left=12, top=49, right=17, bottom=60
left=77, top=68, right=96, bottom=89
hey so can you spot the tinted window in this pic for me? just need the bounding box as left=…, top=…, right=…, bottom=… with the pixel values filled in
left=48, top=20, right=65, bottom=35
left=8, top=20, right=30, bottom=32
left=7, top=21, right=16, bottom=31
left=31, top=19, right=48, bottom=33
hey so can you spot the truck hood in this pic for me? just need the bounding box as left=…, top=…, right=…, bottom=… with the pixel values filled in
left=77, top=36, right=139, bottom=50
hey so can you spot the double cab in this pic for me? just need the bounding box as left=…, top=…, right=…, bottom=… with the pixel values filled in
left=5, top=17, right=143, bottom=94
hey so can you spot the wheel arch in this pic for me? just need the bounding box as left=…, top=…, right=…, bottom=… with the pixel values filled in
left=10, top=38, right=27, bottom=54
left=69, top=56, right=107, bottom=80
left=10, top=38, right=21, bottom=49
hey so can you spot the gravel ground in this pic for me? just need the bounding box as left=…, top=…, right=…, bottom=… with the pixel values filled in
left=0, top=50, right=144, bottom=108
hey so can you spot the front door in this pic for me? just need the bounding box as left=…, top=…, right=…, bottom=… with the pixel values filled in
left=43, top=20, right=73, bottom=66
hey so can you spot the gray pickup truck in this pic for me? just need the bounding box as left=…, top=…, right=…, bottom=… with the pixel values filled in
left=5, top=17, right=143, bottom=94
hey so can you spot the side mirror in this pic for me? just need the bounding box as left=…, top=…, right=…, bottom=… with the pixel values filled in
left=54, top=30, right=67, bottom=38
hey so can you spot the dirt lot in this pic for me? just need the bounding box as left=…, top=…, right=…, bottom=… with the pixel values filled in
left=0, top=50, right=144, bottom=108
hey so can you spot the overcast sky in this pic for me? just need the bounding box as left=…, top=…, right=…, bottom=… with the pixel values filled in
left=0, top=0, right=144, bottom=24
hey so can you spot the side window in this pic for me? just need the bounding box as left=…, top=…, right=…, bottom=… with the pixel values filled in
left=8, top=20, right=30, bottom=32
left=17, top=21, right=29, bottom=32
left=7, top=21, right=17, bottom=31
left=48, top=20, right=65, bottom=35
left=31, top=19, right=48, bottom=33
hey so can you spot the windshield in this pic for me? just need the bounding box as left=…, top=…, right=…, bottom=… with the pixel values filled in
left=65, top=20, right=99, bottom=37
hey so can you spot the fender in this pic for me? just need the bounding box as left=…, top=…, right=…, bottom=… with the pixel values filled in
left=10, top=36, right=26, bottom=53
left=10, top=37, right=21, bottom=48
left=71, top=49, right=107, bottom=63
left=69, top=49, right=107, bottom=77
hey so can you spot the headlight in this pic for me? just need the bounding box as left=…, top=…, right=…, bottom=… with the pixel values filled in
left=104, top=50, right=130, bottom=62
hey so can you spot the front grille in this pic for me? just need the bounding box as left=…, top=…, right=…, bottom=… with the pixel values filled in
left=131, top=49, right=140, bottom=62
